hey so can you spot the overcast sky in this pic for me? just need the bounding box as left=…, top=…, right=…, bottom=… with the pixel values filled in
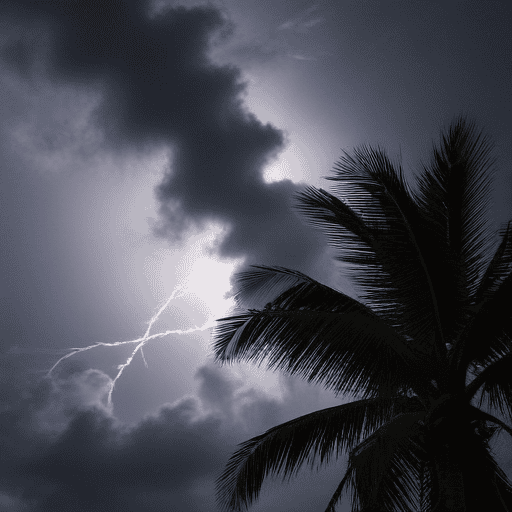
left=1, top=1, right=511, bottom=511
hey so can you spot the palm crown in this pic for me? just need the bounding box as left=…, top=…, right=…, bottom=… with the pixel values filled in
left=212, top=117, right=512, bottom=512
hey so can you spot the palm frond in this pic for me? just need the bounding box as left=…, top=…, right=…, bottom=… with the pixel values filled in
left=470, top=300, right=512, bottom=368
left=323, top=461, right=353, bottom=512
left=494, top=464, right=512, bottom=512
left=216, top=396, right=424, bottom=512
left=456, top=424, right=512, bottom=511
left=213, top=267, right=437, bottom=400
left=455, top=278, right=512, bottom=373
left=231, top=265, right=319, bottom=310
left=464, top=355, right=512, bottom=425
left=328, top=411, right=427, bottom=512
left=466, top=406, right=512, bottom=439
left=418, top=456, right=436, bottom=512
left=493, top=468, right=512, bottom=511
left=411, top=117, right=496, bottom=345
left=294, top=154, right=445, bottom=359
left=413, top=117, right=495, bottom=296
left=451, top=221, right=512, bottom=373
left=475, top=220, right=512, bottom=302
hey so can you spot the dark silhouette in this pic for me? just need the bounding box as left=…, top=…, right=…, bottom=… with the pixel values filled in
left=212, top=117, right=512, bottom=511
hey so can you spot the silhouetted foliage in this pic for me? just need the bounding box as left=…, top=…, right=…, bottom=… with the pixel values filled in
left=213, top=117, right=512, bottom=511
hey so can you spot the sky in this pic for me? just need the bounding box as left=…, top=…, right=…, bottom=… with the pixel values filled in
left=0, top=0, right=511, bottom=511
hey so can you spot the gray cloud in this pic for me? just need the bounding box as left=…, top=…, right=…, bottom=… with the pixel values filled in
left=0, top=0, right=333, bottom=285
left=0, top=361, right=349, bottom=512
left=0, top=363, right=263, bottom=511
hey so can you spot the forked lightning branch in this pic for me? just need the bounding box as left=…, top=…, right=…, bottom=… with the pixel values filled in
left=47, top=285, right=218, bottom=405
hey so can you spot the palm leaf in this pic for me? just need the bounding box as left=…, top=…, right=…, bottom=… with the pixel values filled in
left=215, top=396, right=424, bottom=512
left=412, top=116, right=495, bottom=302
left=212, top=267, right=437, bottom=400
left=451, top=222, right=512, bottom=374
left=455, top=423, right=512, bottom=511
left=465, top=355, right=512, bottom=425
left=456, top=282, right=512, bottom=373
left=231, top=265, right=321, bottom=310
left=294, top=154, right=445, bottom=360
left=410, top=118, right=495, bottom=357
left=326, top=411, right=427, bottom=512
left=465, top=406, right=512, bottom=440
left=474, top=220, right=512, bottom=303
left=494, top=464, right=512, bottom=511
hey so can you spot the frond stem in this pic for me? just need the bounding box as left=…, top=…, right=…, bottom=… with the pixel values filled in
left=465, top=353, right=512, bottom=402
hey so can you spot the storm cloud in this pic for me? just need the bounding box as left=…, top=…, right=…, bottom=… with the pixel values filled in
left=0, top=362, right=347, bottom=512
left=0, top=0, right=332, bottom=280
left=0, top=365, right=247, bottom=511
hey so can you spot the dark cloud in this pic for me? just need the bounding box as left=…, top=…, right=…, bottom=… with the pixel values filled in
left=0, top=364, right=255, bottom=511
left=0, top=361, right=349, bottom=512
left=0, top=0, right=333, bottom=285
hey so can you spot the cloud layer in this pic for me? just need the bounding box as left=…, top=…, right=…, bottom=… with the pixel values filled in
left=0, top=365, right=239, bottom=511
left=0, top=362, right=349, bottom=512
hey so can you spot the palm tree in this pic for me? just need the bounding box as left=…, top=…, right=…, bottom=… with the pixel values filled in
left=212, top=117, right=512, bottom=512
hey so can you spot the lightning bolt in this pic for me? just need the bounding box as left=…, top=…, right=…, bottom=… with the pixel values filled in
left=47, top=285, right=219, bottom=405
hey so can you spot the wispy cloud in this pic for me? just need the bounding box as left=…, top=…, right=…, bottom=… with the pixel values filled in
left=302, top=17, right=324, bottom=29
left=288, top=53, right=316, bottom=61
left=278, top=4, right=324, bottom=33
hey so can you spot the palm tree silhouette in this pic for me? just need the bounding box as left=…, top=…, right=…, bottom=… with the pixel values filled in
left=213, top=117, right=512, bottom=512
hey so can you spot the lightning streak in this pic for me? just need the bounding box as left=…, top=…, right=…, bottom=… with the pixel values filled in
left=47, top=285, right=218, bottom=405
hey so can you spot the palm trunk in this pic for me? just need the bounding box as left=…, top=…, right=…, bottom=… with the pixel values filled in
left=433, top=444, right=465, bottom=512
